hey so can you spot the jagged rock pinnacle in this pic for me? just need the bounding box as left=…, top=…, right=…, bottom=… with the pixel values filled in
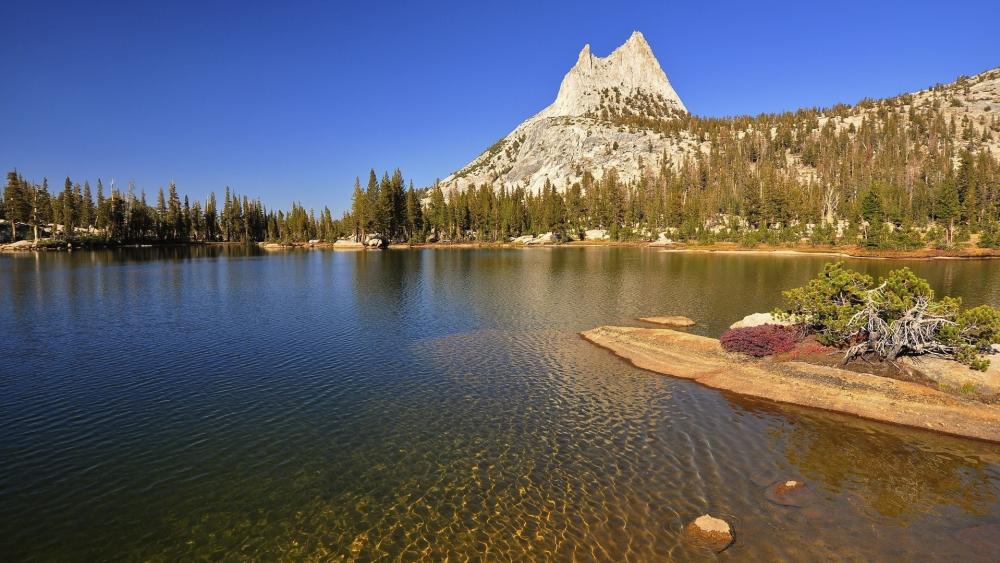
left=439, top=30, right=689, bottom=195
left=540, top=30, right=686, bottom=118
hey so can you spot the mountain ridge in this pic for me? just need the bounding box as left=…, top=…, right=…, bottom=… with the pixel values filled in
left=437, top=31, right=1000, bottom=197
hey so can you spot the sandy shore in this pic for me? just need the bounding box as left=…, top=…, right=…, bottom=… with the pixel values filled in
left=581, top=326, right=1000, bottom=443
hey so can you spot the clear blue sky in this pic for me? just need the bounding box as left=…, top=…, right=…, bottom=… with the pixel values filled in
left=2, top=0, right=998, bottom=214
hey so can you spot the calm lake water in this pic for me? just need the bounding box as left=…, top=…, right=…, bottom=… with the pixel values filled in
left=3, top=246, right=1000, bottom=560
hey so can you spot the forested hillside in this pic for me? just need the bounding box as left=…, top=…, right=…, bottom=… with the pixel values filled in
left=4, top=68, right=1000, bottom=250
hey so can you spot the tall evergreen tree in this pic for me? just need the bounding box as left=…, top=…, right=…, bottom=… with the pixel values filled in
left=4, top=171, right=29, bottom=241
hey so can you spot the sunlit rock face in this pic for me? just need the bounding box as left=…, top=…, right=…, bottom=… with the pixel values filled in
left=439, top=31, right=694, bottom=195
left=539, top=31, right=686, bottom=119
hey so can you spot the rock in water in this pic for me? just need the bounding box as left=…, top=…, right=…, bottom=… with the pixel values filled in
left=683, top=514, right=735, bottom=553
left=439, top=31, right=690, bottom=196
left=765, top=480, right=815, bottom=507
left=640, top=315, right=695, bottom=327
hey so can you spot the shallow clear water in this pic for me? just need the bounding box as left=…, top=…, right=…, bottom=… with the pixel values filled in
left=2, top=246, right=1000, bottom=560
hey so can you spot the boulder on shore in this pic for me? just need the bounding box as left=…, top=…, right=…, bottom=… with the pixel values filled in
left=364, top=236, right=387, bottom=249
left=333, top=238, right=364, bottom=249
left=648, top=232, right=674, bottom=246
left=729, top=312, right=792, bottom=330
left=683, top=514, right=734, bottom=553
left=584, top=229, right=609, bottom=241
left=526, top=232, right=559, bottom=245
left=640, top=315, right=695, bottom=327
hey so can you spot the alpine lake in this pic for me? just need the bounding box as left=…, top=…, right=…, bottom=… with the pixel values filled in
left=3, top=246, right=1000, bottom=561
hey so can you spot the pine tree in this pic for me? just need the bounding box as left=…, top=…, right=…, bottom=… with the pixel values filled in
left=935, top=178, right=961, bottom=243
left=155, top=187, right=167, bottom=240
left=30, top=178, right=51, bottom=242
left=350, top=177, right=367, bottom=241
left=167, top=182, right=182, bottom=240
left=205, top=192, right=218, bottom=241
left=366, top=169, right=382, bottom=238
left=81, top=181, right=94, bottom=231
left=405, top=183, right=423, bottom=241
left=61, top=178, right=77, bottom=238
left=428, top=182, right=447, bottom=240
left=95, top=179, right=109, bottom=235
left=4, top=171, right=30, bottom=241
left=222, top=187, right=232, bottom=241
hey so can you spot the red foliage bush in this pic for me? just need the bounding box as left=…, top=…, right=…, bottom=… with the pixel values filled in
left=720, top=325, right=802, bottom=357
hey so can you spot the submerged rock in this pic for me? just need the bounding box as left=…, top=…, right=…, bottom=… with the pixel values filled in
left=640, top=315, right=695, bottom=327
left=955, top=523, right=1000, bottom=552
left=749, top=471, right=780, bottom=488
left=765, top=480, right=815, bottom=507
left=683, top=514, right=734, bottom=553
left=729, top=312, right=792, bottom=329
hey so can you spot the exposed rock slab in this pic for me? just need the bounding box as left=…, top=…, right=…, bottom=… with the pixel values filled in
left=901, top=355, right=1000, bottom=397
left=580, top=326, right=1000, bottom=442
left=639, top=315, right=695, bottom=327
left=1, top=240, right=35, bottom=251
left=333, top=238, right=364, bottom=249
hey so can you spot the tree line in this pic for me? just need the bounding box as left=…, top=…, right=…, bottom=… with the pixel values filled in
left=2, top=172, right=349, bottom=245
left=5, top=71, right=1000, bottom=249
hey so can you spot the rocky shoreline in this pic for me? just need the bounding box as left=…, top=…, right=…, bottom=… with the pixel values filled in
left=581, top=326, right=1000, bottom=443
left=6, top=237, right=1000, bottom=261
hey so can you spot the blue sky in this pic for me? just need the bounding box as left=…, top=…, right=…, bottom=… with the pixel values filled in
left=2, top=0, right=998, bottom=213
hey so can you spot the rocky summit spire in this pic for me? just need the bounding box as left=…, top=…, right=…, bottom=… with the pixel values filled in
left=438, top=30, right=690, bottom=196
left=539, top=30, right=686, bottom=118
